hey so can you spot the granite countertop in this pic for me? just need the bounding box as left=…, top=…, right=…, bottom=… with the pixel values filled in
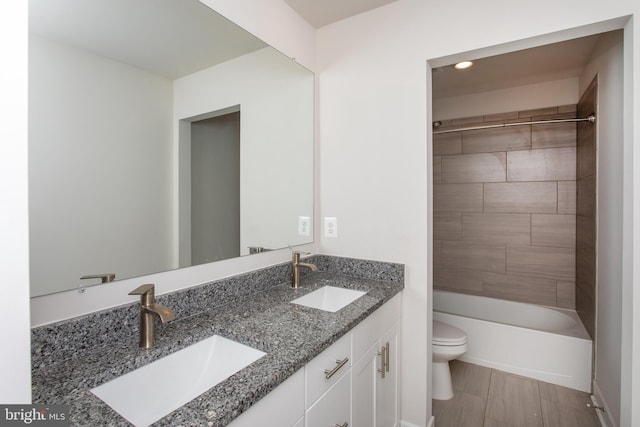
left=32, top=271, right=403, bottom=426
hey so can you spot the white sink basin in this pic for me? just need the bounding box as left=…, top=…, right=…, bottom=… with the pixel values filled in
left=291, top=286, right=366, bottom=312
left=91, top=335, right=265, bottom=427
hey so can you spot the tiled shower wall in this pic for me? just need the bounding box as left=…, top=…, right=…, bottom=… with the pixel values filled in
left=576, top=79, right=597, bottom=338
left=433, top=106, right=577, bottom=308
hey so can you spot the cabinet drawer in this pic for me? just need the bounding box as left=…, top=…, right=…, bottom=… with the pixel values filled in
left=305, top=370, right=351, bottom=427
left=227, top=368, right=305, bottom=427
left=305, top=332, right=352, bottom=407
left=352, top=293, right=401, bottom=363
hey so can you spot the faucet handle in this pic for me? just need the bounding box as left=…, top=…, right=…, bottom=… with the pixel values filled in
left=129, top=284, right=155, bottom=297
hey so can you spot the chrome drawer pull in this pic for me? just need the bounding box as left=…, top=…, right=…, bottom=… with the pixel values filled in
left=378, top=345, right=387, bottom=379
left=324, top=357, right=349, bottom=379
left=385, top=341, right=390, bottom=373
left=334, top=423, right=348, bottom=427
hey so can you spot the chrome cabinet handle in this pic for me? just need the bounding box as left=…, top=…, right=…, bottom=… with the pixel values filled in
left=324, top=357, right=349, bottom=379
left=378, top=345, right=387, bottom=379
left=385, top=341, right=390, bottom=373
left=334, top=423, right=348, bottom=427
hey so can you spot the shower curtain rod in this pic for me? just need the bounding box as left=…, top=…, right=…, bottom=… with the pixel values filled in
left=432, top=114, right=596, bottom=135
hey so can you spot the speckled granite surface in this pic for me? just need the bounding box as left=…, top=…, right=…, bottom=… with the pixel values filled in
left=32, top=255, right=403, bottom=426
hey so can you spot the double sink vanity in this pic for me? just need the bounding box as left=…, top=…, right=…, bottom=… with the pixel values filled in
left=31, top=255, right=403, bottom=426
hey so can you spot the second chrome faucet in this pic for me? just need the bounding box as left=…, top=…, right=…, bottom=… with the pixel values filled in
left=292, top=252, right=318, bottom=288
left=129, top=284, right=175, bottom=348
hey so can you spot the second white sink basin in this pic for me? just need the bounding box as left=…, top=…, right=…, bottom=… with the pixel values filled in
left=91, top=335, right=265, bottom=427
left=291, top=286, right=366, bottom=312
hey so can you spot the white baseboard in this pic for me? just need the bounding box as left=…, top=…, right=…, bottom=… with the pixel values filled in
left=427, top=415, right=435, bottom=427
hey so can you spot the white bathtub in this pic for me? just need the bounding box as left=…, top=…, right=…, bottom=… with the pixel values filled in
left=433, top=290, right=592, bottom=392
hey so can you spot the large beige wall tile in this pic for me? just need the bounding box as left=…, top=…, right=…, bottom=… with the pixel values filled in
left=577, top=124, right=596, bottom=179
left=433, top=240, right=442, bottom=266
left=434, top=132, right=462, bottom=155
left=433, top=267, right=484, bottom=294
left=442, top=152, right=506, bottom=183
left=519, top=107, right=558, bottom=118
left=531, top=214, right=576, bottom=248
left=557, top=280, right=576, bottom=309
left=507, top=245, right=575, bottom=281
left=433, top=155, right=442, bottom=183
left=577, top=175, right=596, bottom=218
left=558, top=104, right=578, bottom=114
left=434, top=212, right=462, bottom=240
left=483, top=111, right=519, bottom=122
left=532, top=122, right=576, bottom=149
left=452, top=116, right=483, bottom=126
left=463, top=126, right=530, bottom=154
left=507, top=147, right=576, bottom=182
left=576, top=78, right=597, bottom=340
left=558, top=181, right=576, bottom=214
left=442, top=241, right=506, bottom=274
left=483, top=273, right=557, bottom=306
left=434, top=183, right=483, bottom=212
left=462, top=213, right=530, bottom=244
left=576, top=216, right=596, bottom=300
left=484, top=182, right=557, bottom=213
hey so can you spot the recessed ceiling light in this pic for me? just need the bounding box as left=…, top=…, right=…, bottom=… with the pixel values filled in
left=454, top=61, right=474, bottom=70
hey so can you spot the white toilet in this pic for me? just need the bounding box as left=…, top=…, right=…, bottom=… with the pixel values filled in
left=432, top=320, right=468, bottom=400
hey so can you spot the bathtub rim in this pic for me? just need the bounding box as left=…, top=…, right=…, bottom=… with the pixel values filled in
left=433, top=290, right=591, bottom=341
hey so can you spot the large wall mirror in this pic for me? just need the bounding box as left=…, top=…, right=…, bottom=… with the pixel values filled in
left=29, top=0, right=314, bottom=297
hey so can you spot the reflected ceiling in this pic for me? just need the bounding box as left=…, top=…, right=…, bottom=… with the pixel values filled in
left=29, top=0, right=267, bottom=79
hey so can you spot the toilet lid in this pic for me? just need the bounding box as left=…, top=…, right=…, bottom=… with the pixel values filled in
left=433, top=320, right=467, bottom=345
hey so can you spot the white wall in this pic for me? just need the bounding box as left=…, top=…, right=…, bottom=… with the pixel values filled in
left=433, top=77, right=579, bottom=121
left=29, top=35, right=174, bottom=296
left=580, top=30, right=624, bottom=426
left=316, top=1, right=640, bottom=426
left=0, top=1, right=30, bottom=404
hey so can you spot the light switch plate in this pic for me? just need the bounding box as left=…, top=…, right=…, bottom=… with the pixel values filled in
left=324, top=217, right=338, bottom=238
left=298, top=216, right=311, bottom=236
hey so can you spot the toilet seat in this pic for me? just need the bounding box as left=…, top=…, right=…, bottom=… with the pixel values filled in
left=433, top=320, right=468, bottom=346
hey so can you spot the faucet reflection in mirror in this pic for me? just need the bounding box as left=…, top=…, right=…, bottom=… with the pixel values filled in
left=28, top=0, right=314, bottom=297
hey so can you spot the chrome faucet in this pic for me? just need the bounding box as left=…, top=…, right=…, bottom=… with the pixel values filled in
left=292, top=252, right=318, bottom=288
left=128, top=284, right=175, bottom=348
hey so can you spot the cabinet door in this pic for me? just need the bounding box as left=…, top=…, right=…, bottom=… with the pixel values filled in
left=352, top=344, right=380, bottom=427
left=306, top=371, right=351, bottom=427
left=378, top=322, right=399, bottom=427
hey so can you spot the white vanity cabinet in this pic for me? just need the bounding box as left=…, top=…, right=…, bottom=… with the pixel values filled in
left=228, top=293, right=401, bottom=427
left=306, top=371, right=351, bottom=427
left=352, top=295, right=401, bottom=427
left=304, top=331, right=352, bottom=427
left=227, top=368, right=305, bottom=427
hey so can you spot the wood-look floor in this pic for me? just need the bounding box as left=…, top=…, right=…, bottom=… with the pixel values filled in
left=432, top=361, right=600, bottom=427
